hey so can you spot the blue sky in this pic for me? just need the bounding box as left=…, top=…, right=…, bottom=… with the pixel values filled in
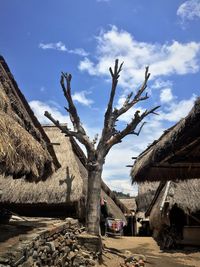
left=1, top=0, right=200, bottom=195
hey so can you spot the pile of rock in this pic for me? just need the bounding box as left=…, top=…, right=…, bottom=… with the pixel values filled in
left=120, top=254, right=145, bottom=267
left=0, top=218, right=98, bottom=267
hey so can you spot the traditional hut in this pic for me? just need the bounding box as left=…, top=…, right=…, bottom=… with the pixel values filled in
left=146, top=179, right=200, bottom=247
left=0, top=55, right=60, bottom=182
left=0, top=125, right=127, bottom=222
left=119, top=198, right=136, bottom=214
left=131, top=98, right=200, bottom=183
left=130, top=98, right=200, bottom=245
left=119, top=197, right=137, bottom=236
left=133, top=182, right=159, bottom=236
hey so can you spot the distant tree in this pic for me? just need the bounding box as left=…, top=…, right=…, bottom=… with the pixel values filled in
left=113, top=191, right=131, bottom=198
left=45, top=59, right=159, bottom=236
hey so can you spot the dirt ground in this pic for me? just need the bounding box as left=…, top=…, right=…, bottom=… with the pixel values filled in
left=98, top=236, right=200, bottom=267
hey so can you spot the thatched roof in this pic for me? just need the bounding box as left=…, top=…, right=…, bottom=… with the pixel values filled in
left=131, top=98, right=200, bottom=182
left=101, top=181, right=131, bottom=215
left=119, top=198, right=137, bottom=212
left=101, top=190, right=126, bottom=221
left=0, top=125, right=127, bottom=221
left=146, top=179, right=200, bottom=217
left=0, top=56, right=60, bottom=181
left=0, top=126, right=85, bottom=204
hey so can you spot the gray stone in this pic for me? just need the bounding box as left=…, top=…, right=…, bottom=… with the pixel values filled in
left=0, top=256, right=9, bottom=263
left=32, top=250, right=38, bottom=259
left=81, top=251, right=90, bottom=259
left=21, top=259, right=34, bottom=267
left=73, top=256, right=85, bottom=266
left=87, top=259, right=96, bottom=266
left=52, top=251, right=59, bottom=258
left=67, top=251, right=76, bottom=260
left=46, top=241, right=55, bottom=252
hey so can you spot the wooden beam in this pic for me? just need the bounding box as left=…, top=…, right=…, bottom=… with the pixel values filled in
left=48, top=142, right=60, bottom=146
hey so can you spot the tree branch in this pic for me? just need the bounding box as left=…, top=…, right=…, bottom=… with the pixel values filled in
left=60, top=72, right=86, bottom=135
left=44, top=111, right=75, bottom=136
left=98, top=59, right=123, bottom=149
left=106, top=105, right=160, bottom=148
left=113, top=66, right=151, bottom=119
left=104, top=60, right=123, bottom=126
left=44, top=111, right=94, bottom=153
left=130, top=121, right=146, bottom=136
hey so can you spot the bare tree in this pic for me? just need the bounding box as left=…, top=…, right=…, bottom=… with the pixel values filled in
left=45, top=59, right=159, bottom=236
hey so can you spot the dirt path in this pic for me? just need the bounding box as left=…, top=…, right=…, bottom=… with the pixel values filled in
left=98, top=236, right=200, bottom=267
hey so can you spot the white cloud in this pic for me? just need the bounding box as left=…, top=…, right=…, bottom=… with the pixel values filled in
left=79, top=58, right=96, bottom=75
left=102, top=93, right=196, bottom=192
left=78, top=26, right=200, bottom=88
left=68, top=48, right=89, bottom=57
left=29, top=100, right=71, bottom=125
left=102, top=118, right=165, bottom=195
left=158, top=94, right=196, bottom=122
left=160, top=88, right=174, bottom=103
left=151, top=79, right=173, bottom=89
left=72, top=91, right=94, bottom=106
left=104, top=177, right=138, bottom=196
left=115, top=94, right=146, bottom=123
left=39, top=41, right=67, bottom=51
left=39, top=41, right=88, bottom=56
left=177, top=0, right=200, bottom=21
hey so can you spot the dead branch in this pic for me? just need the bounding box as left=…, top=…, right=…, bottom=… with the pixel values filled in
left=106, top=105, right=160, bottom=148
left=131, top=122, right=146, bottom=136
left=97, top=60, right=123, bottom=150
left=103, top=60, right=123, bottom=129
left=45, top=60, right=159, bottom=160
left=60, top=72, right=86, bottom=135
left=113, top=66, right=151, bottom=119
left=44, top=111, right=94, bottom=153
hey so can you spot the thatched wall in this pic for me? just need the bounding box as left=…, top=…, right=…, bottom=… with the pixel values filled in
left=136, top=182, right=159, bottom=212
left=0, top=56, right=60, bottom=181
left=148, top=179, right=200, bottom=231
left=131, top=98, right=200, bottom=183
left=0, top=126, right=84, bottom=205
left=0, top=126, right=127, bottom=221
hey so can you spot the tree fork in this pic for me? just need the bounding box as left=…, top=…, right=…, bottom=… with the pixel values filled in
left=44, top=59, right=160, bottom=239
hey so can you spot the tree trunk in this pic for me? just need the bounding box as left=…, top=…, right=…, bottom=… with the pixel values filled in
left=86, top=163, right=103, bottom=235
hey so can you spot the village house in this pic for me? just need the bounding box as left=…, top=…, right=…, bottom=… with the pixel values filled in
left=0, top=55, right=128, bottom=223
left=131, top=98, right=200, bottom=247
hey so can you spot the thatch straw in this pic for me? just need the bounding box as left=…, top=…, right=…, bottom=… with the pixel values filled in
left=147, top=179, right=200, bottom=231
left=0, top=55, right=60, bottom=175
left=0, top=87, right=10, bottom=112
left=165, top=179, right=200, bottom=214
left=119, top=198, right=137, bottom=212
left=131, top=98, right=200, bottom=183
left=0, top=126, right=84, bottom=203
left=101, top=190, right=126, bottom=222
left=0, top=112, right=54, bottom=180
left=0, top=126, right=128, bottom=221
left=136, top=182, right=159, bottom=212
left=101, top=181, right=131, bottom=215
